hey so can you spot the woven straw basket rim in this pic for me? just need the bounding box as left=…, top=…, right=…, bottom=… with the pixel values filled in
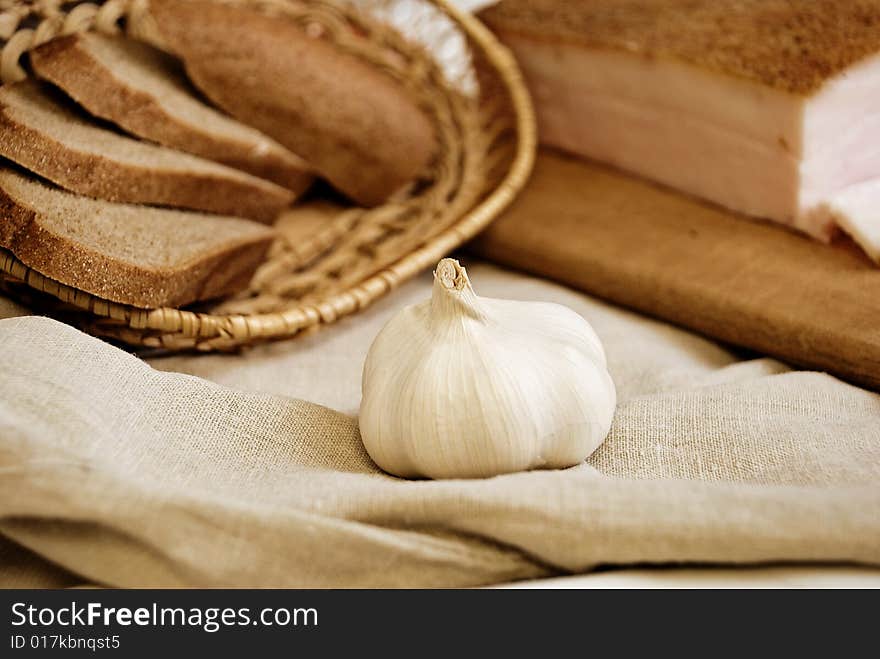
left=0, top=0, right=536, bottom=352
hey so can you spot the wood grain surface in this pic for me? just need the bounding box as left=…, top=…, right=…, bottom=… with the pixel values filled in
left=470, top=149, right=880, bottom=390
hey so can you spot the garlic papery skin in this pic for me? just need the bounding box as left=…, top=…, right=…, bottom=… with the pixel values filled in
left=359, top=258, right=617, bottom=480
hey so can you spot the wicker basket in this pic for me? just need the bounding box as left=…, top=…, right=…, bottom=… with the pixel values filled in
left=0, top=0, right=535, bottom=352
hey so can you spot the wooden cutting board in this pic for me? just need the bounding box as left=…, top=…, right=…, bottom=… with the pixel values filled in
left=469, top=149, right=880, bottom=390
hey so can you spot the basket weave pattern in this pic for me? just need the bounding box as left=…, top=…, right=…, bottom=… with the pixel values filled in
left=0, top=0, right=535, bottom=351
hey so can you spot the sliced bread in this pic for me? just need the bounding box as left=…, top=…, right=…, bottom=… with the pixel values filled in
left=30, top=33, right=314, bottom=195
left=0, top=80, right=293, bottom=223
left=0, top=165, right=276, bottom=308
left=143, top=0, right=436, bottom=207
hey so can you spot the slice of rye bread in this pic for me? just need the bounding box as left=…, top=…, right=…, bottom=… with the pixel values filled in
left=0, top=166, right=276, bottom=308
left=30, top=33, right=314, bottom=195
left=143, top=0, right=437, bottom=207
left=0, top=80, right=293, bottom=224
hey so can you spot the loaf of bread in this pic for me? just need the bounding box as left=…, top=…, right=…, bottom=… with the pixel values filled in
left=0, top=80, right=293, bottom=223
left=30, top=33, right=314, bottom=196
left=143, top=0, right=436, bottom=207
left=0, top=166, right=276, bottom=308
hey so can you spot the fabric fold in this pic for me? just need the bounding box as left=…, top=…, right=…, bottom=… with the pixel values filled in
left=1, top=315, right=877, bottom=587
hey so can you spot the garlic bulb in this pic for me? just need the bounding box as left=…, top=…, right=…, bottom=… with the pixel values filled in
left=359, top=258, right=616, bottom=479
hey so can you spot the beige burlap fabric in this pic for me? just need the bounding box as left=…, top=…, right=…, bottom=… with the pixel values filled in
left=0, top=264, right=878, bottom=587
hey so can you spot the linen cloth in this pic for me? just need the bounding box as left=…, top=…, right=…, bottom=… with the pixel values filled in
left=0, top=262, right=878, bottom=588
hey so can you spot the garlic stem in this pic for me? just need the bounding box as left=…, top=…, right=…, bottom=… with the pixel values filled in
left=431, top=258, right=484, bottom=322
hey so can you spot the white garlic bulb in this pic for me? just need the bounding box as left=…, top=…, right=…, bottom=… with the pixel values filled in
left=359, top=258, right=616, bottom=479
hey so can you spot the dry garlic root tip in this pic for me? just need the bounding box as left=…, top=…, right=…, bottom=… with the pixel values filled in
left=359, top=258, right=616, bottom=479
